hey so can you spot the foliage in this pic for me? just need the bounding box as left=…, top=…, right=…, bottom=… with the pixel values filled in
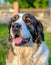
left=5, top=0, right=48, bottom=8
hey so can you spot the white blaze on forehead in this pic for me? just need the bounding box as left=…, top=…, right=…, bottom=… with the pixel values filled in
left=17, top=13, right=25, bottom=19
left=16, top=13, right=32, bottom=38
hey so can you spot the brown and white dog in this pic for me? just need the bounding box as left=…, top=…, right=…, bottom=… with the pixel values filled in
left=6, top=13, right=49, bottom=65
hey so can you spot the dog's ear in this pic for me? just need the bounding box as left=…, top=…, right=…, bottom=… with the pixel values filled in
left=8, top=17, right=13, bottom=41
left=8, top=19, right=12, bottom=41
left=35, top=20, right=44, bottom=44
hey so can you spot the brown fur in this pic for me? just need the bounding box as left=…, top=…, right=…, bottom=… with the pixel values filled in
left=6, top=43, right=38, bottom=65
left=6, top=48, right=15, bottom=64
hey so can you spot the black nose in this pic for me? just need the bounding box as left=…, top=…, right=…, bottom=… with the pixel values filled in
left=12, top=23, right=21, bottom=29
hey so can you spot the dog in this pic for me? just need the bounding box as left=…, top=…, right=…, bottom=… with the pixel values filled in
left=6, top=13, right=49, bottom=65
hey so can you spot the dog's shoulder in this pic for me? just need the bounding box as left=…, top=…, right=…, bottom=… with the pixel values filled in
left=33, top=42, right=49, bottom=65
left=39, top=42, right=49, bottom=65
left=42, top=42, right=49, bottom=54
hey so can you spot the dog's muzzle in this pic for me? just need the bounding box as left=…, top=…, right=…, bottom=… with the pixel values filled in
left=12, top=23, right=21, bottom=37
left=12, top=23, right=30, bottom=46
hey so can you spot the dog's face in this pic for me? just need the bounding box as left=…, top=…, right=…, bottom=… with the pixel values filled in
left=8, top=13, right=43, bottom=46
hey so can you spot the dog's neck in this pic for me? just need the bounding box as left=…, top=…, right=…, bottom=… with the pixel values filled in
left=10, top=42, right=39, bottom=56
left=7, top=42, right=45, bottom=65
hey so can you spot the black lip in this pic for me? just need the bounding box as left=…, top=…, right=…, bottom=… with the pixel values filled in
left=15, top=34, right=20, bottom=38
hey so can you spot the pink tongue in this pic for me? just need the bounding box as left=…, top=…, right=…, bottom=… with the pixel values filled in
left=13, top=37, right=22, bottom=44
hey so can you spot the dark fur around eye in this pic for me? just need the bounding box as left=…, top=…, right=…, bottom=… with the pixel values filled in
left=8, top=15, right=19, bottom=28
left=23, top=16, right=31, bottom=25
left=10, top=15, right=19, bottom=23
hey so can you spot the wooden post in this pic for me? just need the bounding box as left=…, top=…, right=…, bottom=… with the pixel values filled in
left=14, top=2, right=19, bottom=15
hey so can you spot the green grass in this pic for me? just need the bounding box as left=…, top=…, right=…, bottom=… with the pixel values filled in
left=44, top=29, right=51, bottom=65
left=0, top=43, right=8, bottom=65
left=45, top=32, right=51, bottom=52
left=0, top=24, right=51, bottom=65
left=0, top=24, right=8, bottom=38
left=0, top=24, right=8, bottom=65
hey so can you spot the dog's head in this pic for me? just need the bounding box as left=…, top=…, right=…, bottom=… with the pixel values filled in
left=8, top=13, right=44, bottom=46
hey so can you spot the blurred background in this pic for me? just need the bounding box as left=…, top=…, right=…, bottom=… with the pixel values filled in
left=0, top=0, right=51, bottom=65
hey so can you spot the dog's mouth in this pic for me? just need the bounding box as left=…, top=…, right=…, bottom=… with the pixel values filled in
left=13, top=34, right=30, bottom=46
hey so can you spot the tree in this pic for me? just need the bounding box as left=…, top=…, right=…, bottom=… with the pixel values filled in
left=5, top=0, right=48, bottom=8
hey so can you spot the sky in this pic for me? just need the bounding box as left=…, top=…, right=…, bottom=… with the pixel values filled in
left=0, top=0, right=5, bottom=4
left=49, top=0, right=51, bottom=7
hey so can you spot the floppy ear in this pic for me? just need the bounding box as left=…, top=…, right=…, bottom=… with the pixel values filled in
left=35, top=20, right=44, bottom=44
left=8, top=19, right=12, bottom=41
left=8, top=17, right=14, bottom=41
left=8, top=17, right=16, bottom=41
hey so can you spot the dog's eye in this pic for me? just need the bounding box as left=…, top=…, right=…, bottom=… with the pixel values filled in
left=23, top=15, right=31, bottom=25
left=25, top=18, right=31, bottom=25
left=11, top=15, right=19, bottom=22
left=14, top=15, right=19, bottom=20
